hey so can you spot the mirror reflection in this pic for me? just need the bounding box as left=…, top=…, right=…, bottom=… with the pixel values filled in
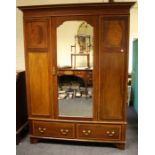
left=57, top=21, right=93, bottom=117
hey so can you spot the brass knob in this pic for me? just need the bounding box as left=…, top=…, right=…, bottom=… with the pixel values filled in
left=106, top=130, right=115, bottom=137
left=82, top=129, right=91, bottom=136
left=120, top=49, right=124, bottom=53
left=38, top=127, right=46, bottom=133
left=60, top=129, right=69, bottom=135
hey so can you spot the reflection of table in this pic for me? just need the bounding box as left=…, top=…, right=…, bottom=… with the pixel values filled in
left=57, top=68, right=92, bottom=97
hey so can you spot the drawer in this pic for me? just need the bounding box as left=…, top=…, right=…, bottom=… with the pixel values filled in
left=58, top=70, right=74, bottom=75
left=33, top=121, right=75, bottom=139
left=75, top=71, right=85, bottom=76
left=63, top=71, right=74, bottom=75
left=77, top=124, right=121, bottom=141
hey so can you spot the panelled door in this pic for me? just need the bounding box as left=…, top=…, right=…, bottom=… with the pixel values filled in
left=24, top=18, right=52, bottom=117
left=99, top=16, right=129, bottom=121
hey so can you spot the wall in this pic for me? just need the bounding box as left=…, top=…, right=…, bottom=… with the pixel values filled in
left=16, top=8, right=25, bottom=70
left=129, top=4, right=138, bottom=72
left=57, top=21, right=93, bottom=68
left=16, top=0, right=138, bottom=71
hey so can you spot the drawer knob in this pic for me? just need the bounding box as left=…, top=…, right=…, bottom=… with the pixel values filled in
left=82, top=129, right=91, bottom=136
left=60, top=129, right=69, bottom=135
left=38, top=127, right=46, bottom=134
left=106, top=130, right=115, bottom=137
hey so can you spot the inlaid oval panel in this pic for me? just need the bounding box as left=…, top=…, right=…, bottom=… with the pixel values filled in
left=26, top=20, right=49, bottom=49
left=31, top=25, right=43, bottom=44
left=103, top=19, right=125, bottom=49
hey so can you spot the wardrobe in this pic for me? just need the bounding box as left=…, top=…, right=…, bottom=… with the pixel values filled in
left=18, top=2, right=135, bottom=149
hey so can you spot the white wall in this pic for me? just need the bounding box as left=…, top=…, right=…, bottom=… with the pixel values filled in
left=16, top=0, right=138, bottom=71
left=16, top=0, right=109, bottom=6
left=16, top=8, right=25, bottom=70
left=57, top=21, right=93, bottom=68
left=129, top=4, right=138, bottom=72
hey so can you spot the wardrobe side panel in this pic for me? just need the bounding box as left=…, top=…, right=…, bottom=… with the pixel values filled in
left=24, top=18, right=52, bottom=117
left=99, top=16, right=128, bottom=121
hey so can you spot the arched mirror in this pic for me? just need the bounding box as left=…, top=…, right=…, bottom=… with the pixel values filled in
left=57, top=20, right=93, bottom=118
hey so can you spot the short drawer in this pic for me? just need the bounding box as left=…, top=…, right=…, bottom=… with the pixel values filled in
left=33, top=121, right=75, bottom=139
left=75, top=71, right=85, bottom=76
left=77, top=124, right=121, bottom=141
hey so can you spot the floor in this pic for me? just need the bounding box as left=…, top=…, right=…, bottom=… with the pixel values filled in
left=59, top=98, right=92, bottom=117
left=16, top=106, right=138, bottom=155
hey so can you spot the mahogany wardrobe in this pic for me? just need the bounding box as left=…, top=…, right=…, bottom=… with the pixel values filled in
left=18, top=2, right=135, bottom=149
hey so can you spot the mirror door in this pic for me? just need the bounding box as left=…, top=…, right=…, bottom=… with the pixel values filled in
left=55, top=18, right=95, bottom=118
